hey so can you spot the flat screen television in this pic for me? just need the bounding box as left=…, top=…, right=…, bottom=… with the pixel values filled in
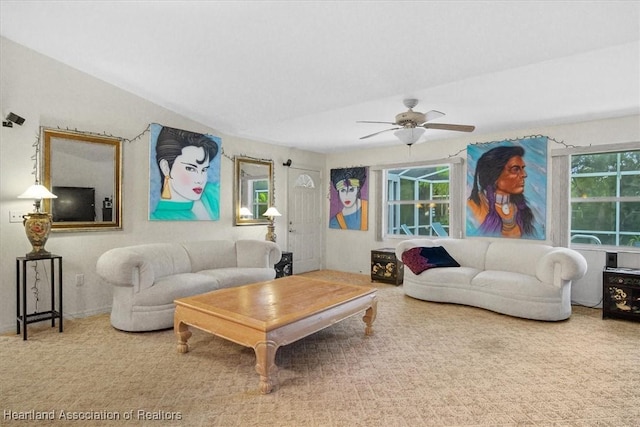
left=52, top=186, right=96, bottom=222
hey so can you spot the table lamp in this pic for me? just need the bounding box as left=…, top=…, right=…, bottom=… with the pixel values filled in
left=239, top=206, right=253, bottom=219
left=263, top=206, right=282, bottom=242
left=18, top=183, right=57, bottom=258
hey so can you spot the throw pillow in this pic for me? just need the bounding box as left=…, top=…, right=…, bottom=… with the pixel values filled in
left=420, top=246, right=460, bottom=268
left=401, top=246, right=460, bottom=275
left=401, top=247, right=433, bottom=275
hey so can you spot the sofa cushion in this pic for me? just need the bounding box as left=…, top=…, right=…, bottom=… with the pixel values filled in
left=197, top=267, right=275, bottom=288
left=133, top=273, right=220, bottom=307
left=416, top=266, right=481, bottom=285
left=401, top=246, right=460, bottom=275
left=235, top=240, right=280, bottom=268
left=182, top=240, right=238, bottom=271
left=436, top=239, right=489, bottom=270
left=106, top=243, right=192, bottom=292
left=484, top=241, right=552, bottom=277
left=472, top=270, right=560, bottom=300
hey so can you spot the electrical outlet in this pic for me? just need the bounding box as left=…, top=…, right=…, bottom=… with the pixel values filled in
left=9, top=211, right=26, bottom=223
left=75, top=274, right=84, bottom=286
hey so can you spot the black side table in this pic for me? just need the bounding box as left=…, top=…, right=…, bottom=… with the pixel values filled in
left=371, top=248, right=404, bottom=285
left=16, top=254, right=63, bottom=340
left=602, top=267, right=640, bottom=322
left=275, top=251, right=293, bottom=278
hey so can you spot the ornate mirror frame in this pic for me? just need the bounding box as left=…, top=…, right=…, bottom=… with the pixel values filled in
left=234, top=156, right=273, bottom=226
left=42, top=128, right=123, bottom=231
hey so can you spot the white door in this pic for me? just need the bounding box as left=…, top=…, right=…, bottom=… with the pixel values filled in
left=287, top=167, right=322, bottom=273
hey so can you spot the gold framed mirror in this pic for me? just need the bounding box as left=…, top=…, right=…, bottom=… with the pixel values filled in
left=42, top=128, right=122, bottom=231
left=234, top=156, right=273, bottom=226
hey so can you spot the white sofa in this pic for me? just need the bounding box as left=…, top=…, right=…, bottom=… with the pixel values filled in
left=395, top=238, right=588, bottom=321
left=96, top=240, right=281, bottom=332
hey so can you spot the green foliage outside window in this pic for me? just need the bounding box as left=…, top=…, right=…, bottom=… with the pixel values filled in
left=253, top=180, right=269, bottom=218
left=571, top=150, right=640, bottom=247
left=386, top=165, right=451, bottom=236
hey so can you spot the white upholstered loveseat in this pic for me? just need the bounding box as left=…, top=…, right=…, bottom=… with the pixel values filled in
left=395, top=238, right=588, bottom=321
left=96, top=240, right=281, bottom=331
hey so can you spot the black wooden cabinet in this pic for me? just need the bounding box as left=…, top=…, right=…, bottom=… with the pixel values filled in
left=602, top=267, right=640, bottom=322
left=275, top=251, right=293, bottom=278
left=371, top=248, right=403, bottom=285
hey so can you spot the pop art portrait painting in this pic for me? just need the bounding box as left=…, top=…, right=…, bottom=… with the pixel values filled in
left=466, top=136, right=547, bottom=239
left=149, top=124, right=221, bottom=221
left=329, top=166, right=369, bottom=230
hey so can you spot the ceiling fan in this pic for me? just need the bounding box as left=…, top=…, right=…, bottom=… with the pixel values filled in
left=357, top=99, right=475, bottom=145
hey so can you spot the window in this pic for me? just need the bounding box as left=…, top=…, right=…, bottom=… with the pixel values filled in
left=570, top=150, right=640, bottom=247
left=250, top=179, right=269, bottom=218
left=384, top=164, right=451, bottom=237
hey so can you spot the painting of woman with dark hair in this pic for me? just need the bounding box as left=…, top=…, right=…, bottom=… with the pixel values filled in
left=329, top=167, right=368, bottom=230
left=149, top=124, right=221, bottom=220
left=466, top=138, right=547, bottom=239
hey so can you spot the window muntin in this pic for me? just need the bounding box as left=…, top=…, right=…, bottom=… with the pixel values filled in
left=385, top=165, right=451, bottom=236
left=570, top=150, right=640, bottom=247
left=250, top=179, right=269, bottom=218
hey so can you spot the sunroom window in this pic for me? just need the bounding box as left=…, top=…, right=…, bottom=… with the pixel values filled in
left=570, top=150, right=640, bottom=247
left=384, top=165, right=451, bottom=237
left=250, top=179, right=269, bottom=218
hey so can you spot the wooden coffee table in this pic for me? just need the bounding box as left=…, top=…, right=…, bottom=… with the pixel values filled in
left=174, top=275, right=377, bottom=394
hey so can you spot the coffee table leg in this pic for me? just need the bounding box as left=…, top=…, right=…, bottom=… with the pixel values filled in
left=362, top=297, right=378, bottom=336
left=254, top=340, right=278, bottom=394
left=175, top=320, right=192, bottom=354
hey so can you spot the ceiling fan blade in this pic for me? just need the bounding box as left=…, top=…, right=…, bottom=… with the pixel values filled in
left=424, top=110, right=445, bottom=122
left=356, top=120, right=398, bottom=125
left=422, top=123, right=475, bottom=132
left=359, top=127, right=400, bottom=139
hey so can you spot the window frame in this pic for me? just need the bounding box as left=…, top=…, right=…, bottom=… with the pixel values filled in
left=551, top=141, right=640, bottom=251
left=249, top=178, right=269, bottom=218
left=570, top=150, right=640, bottom=247
left=374, top=157, right=464, bottom=241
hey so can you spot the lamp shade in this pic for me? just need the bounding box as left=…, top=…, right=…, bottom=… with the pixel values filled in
left=239, top=207, right=253, bottom=217
left=263, top=207, right=282, bottom=218
left=394, top=127, right=425, bottom=145
left=18, top=184, right=57, bottom=200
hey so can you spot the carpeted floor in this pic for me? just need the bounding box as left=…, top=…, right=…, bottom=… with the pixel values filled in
left=1, top=270, right=639, bottom=427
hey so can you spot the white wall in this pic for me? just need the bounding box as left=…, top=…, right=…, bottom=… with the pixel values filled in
left=0, top=37, right=324, bottom=332
left=324, top=115, right=640, bottom=306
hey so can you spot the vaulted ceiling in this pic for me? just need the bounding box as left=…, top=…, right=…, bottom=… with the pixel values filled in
left=1, top=1, right=638, bottom=153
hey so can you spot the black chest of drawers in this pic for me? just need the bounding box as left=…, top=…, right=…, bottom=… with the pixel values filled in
left=371, top=248, right=404, bottom=285
left=275, top=251, right=293, bottom=278
left=602, top=267, right=640, bottom=322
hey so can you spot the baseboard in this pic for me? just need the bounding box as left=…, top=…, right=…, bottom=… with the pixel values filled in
left=571, top=300, right=603, bottom=309
left=0, top=306, right=111, bottom=335
left=64, top=306, right=112, bottom=320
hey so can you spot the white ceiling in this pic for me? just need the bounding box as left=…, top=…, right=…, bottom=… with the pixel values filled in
left=1, top=1, right=639, bottom=153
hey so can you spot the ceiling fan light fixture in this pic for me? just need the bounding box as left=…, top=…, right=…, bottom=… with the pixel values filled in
left=394, top=127, right=425, bottom=145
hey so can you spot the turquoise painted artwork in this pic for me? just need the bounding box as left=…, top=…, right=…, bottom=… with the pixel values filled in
left=149, top=123, right=221, bottom=221
left=466, top=136, right=547, bottom=240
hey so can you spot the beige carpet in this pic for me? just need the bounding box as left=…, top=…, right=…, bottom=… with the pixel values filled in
left=2, top=270, right=639, bottom=427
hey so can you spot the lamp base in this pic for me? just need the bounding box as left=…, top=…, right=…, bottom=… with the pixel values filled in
left=23, top=212, right=52, bottom=258
left=265, top=223, right=276, bottom=243
left=26, top=248, right=52, bottom=259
